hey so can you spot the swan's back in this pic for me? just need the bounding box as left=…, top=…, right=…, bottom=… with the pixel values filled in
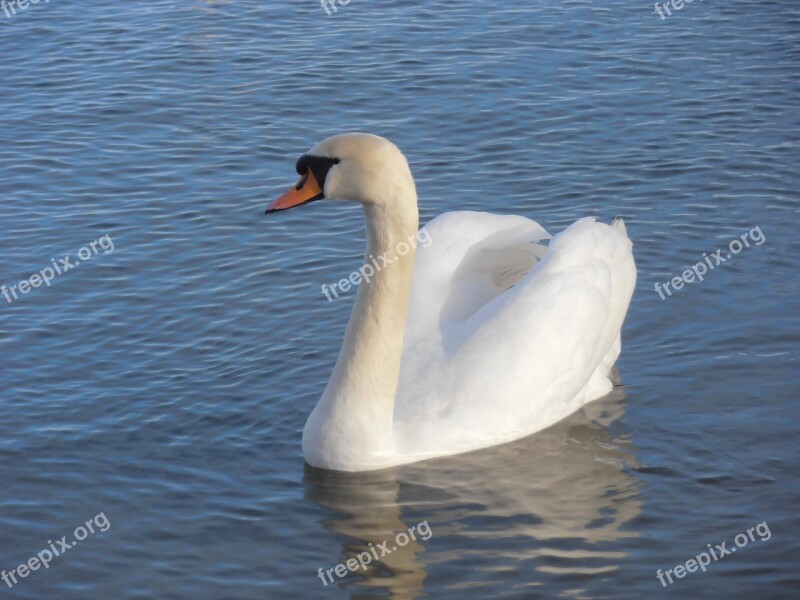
left=395, top=212, right=636, bottom=461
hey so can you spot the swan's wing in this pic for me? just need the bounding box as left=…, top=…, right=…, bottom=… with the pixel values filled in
left=405, top=211, right=551, bottom=342
left=396, top=216, right=636, bottom=459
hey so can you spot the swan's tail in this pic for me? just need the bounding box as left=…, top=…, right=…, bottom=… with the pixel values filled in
left=581, top=217, right=632, bottom=400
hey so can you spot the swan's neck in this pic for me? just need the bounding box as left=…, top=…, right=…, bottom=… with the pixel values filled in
left=303, top=198, right=418, bottom=470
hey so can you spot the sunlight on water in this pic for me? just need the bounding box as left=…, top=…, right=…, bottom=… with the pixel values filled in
left=0, top=0, right=798, bottom=598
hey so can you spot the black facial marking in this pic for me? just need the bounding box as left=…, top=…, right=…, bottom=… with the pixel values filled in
left=295, top=155, right=340, bottom=193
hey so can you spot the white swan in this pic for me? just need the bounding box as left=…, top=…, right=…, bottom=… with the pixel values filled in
left=266, top=133, right=636, bottom=472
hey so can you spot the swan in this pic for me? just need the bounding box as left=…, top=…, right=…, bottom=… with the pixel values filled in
left=266, top=133, right=636, bottom=472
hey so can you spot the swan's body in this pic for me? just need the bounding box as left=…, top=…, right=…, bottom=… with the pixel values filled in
left=267, top=133, right=636, bottom=472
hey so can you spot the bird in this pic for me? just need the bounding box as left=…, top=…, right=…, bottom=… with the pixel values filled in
left=266, top=132, right=636, bottom=472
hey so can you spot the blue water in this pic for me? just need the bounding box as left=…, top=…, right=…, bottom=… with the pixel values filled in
left=1, top=1, right=799, bottom=598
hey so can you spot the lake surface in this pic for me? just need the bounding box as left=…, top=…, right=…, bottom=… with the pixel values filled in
left=1, top=1, right=798, bottom=598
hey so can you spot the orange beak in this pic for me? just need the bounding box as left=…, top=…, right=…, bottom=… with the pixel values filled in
left=265, top=168, right=324, bottom=214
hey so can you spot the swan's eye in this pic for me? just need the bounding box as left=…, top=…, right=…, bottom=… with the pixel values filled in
left=295, top=155, right=340, bottom=190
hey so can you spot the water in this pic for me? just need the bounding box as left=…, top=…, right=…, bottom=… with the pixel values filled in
left=1, top=1, right=798, bottom=598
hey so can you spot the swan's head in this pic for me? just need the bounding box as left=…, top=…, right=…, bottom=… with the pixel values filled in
left=266, top=133, right=416, bottom=214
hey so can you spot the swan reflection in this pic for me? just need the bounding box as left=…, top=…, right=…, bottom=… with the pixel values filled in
left=303, top=387, right=641, bottom=599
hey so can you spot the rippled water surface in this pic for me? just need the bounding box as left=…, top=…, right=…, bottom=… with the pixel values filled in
left=1, top=1, right=799, bottom=598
